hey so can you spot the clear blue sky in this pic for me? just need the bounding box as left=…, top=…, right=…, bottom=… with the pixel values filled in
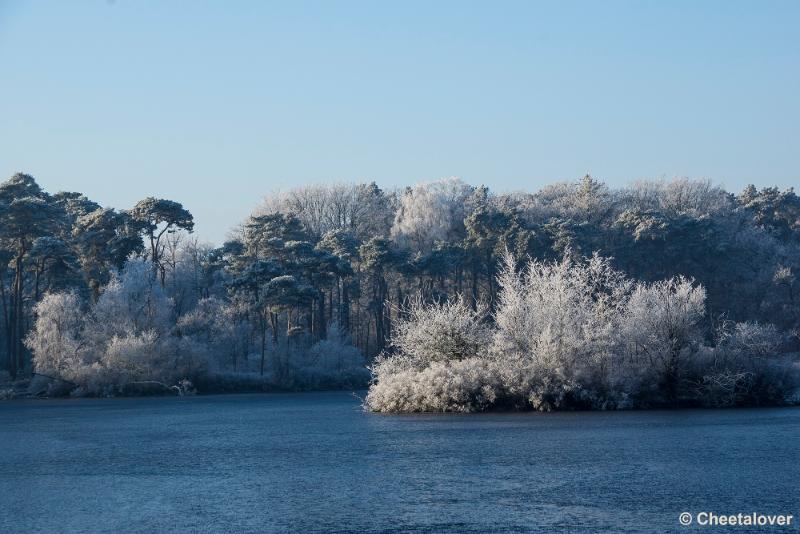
left=1, top=1, right=798, bottom=244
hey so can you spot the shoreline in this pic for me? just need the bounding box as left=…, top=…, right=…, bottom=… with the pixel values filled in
left=3, top=381, right=797, bottom=414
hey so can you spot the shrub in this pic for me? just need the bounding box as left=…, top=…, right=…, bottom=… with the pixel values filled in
left=391, top=295, right=492, bottom=367
left=492, top=250, right=632, bottom=396
left=28, top=292, right=88, bottom=380
left=286, top=323, right=369, bottom=388
left=366, top=252, right=797, bottom=412
left=618, top=277, right=706, bottom=403
left=27, top=261, right=209, bottom=396
left=365, top=357, right=503, bottom=413
left=695, top=321, right=798, bottom=406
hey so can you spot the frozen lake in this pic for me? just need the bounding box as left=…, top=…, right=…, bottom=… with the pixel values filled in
left=0, top=392, right=798, bottom=532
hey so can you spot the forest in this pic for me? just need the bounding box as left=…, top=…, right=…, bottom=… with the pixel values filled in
left=1, top=172, right=799, bottom=409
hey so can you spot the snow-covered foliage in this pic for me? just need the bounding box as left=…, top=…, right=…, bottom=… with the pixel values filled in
left=617, top=277, right=706, bottom=399
left=366, top=252, right=798, bottom=412
left=519, top=176, right=613, bottom=223
left=7, top=173, right=800, bottom=403
left=286, top=324, right=369, bottom=388
left=28, top=260, right=205, bottom=395
left=257, top=182, right=392, bottom=240
left=693, top=321, right=796, bottom=407
left=27, top=292, right=87, bottom=379
left=619, top=178, right=732, bottom=217
left=364, top=297, right=494, bottom=411
left=366, top=357, right=502, bottom=413
left=26, top=260, right=366, bottom=396
left=91, top=259, right=173, bottom=339
left=391, top=177, right=473, bottom=250
left=391, top=295, right=491, bottom=366
left=492, top=251, right=631, bottom=381
left=177, top=297, right=249, bottom=371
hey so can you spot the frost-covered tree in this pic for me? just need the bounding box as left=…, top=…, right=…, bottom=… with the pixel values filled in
left=492, top=251, right=632, bottom=384
left=0, top=174, right=65, bottom=377
left=258, top=182, right=393, bottom=241
left=27, top=236, right=81, bottom=299
left=391, top=177, right=473, bottom=251
left=9, top=171, right=800, bottom=403
left=359, top=237, right=399, bottom=353
left=27, top=260, right=207, bottom=395
left=696, top=321, right=797, bottom=406
left=619, top=277, right=706, bottom=401
left=177, top=297, right=248, bottom=371
left=91, top=259, right=173, bottom=339
left=27, top=292, right=87, bottom=380
left=618, top=178, right=732, bottom=218
left=367, top=249, right=797, bottom=412
left=464, top=201, right=536, bottom=305
left=72, top=207, right=144, bottom=298
left=317, top=230, right=359, bottom=329
left=738, top=185, right=800, bottom=242
left=128, top=197, right=194, bottom=286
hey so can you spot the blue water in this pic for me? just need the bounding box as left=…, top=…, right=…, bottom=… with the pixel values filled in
left=0, top=392, right=798, bottom=533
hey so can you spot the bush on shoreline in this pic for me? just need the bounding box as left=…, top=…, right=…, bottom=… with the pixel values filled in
left=365, top=252, right=800, bottom=413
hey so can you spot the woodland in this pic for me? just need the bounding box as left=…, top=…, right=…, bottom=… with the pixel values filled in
left=2, top=173, right=799, bottom=410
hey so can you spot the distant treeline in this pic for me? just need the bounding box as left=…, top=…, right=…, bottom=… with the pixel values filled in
left=1, top=173, right=799, bottom=401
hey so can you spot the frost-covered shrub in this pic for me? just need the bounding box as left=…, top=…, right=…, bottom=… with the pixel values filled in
left=695, top=321, right=797, bottom=406
left=286, top=324, right=369, bottom=388
left=27, top=260, right=209, bottom=396
left=365, top=296, right=498, bottom=412
left=103, top=330, right=160, bottom=381
left=97, top=331, right=209, bottom=390
left=365, top=357, right=503, bottom=413
left=366, top=251, right=794, bottom=413
left=618, top=277, right=706, bottom=403
left=90, top=259, right=172, bottom=339
left=391, top=295, right=492, bottom=367
left=28, top=292, right=88, bottom=380
left=366, top=259, right=635, bottom=413
left=177, top=297, right=249, bottom=371
left=364, top=354, right=623, bottom=413
left=492, top=251, right=631, bottom=397
left=719, top=321, right=782, bottom=361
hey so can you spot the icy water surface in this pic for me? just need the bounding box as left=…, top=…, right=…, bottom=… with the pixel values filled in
left=0, top=392, right=798, bottom=533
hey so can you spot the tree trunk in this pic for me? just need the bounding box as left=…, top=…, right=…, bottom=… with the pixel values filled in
left=374, top=276, right=387, bottom=353
left=0, top=270, right=9, bottom=375
left=259, top=311, right=267, bottom=376
left=6, top=290, right=14, bottom=379
left=34, top=261, right=42, bottom=303
left=317, top=293, right=326, bottom=339
left=9, top=250, right=25, bottom=378
left=269, top=312, right=279, bottom=346
left=341, top=281, right=350, bottom=331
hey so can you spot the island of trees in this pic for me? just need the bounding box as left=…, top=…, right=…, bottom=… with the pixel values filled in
left=1, top=172, right=798, bottom=410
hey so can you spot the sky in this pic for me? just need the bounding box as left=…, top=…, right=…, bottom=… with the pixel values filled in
left=0, top=1, right=798, bottom=244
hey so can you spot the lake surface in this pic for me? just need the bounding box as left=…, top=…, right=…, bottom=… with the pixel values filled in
left=0, top=392, right=798, bottom=533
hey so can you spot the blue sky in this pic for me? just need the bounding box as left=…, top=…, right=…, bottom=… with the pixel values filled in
left=1, top=1, right=798, bottom=244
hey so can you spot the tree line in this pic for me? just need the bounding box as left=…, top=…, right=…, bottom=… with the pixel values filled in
left=2, top=172, right=799, bottom=398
